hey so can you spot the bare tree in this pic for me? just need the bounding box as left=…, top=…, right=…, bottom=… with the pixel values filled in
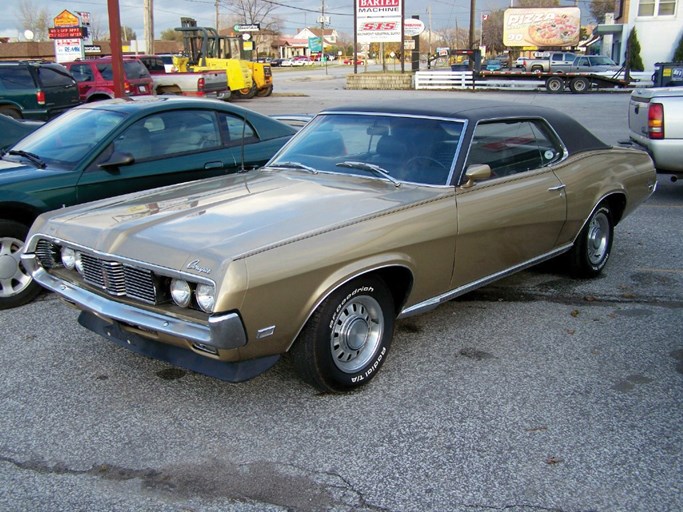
left=481, top=9, right=506, bottom=55
left=17, top=0, right=50, bottom=41
left=87, top=13, right=107, bottom=41
left=589, top=0, right=616, bottom=23
left=224, top=0, right=279, bottom=30
left=121, top=26, right=137, bottom=41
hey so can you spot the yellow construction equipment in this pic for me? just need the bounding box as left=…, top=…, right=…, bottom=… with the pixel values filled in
left=175, top=17, right=273, bottom=100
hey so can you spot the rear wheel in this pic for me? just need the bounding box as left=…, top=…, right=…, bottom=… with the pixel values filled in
left=0, top=220, right=43, bottom=309
left=291, top=276, right=395, bottom=392
left=569, top=77, right=590, bottom=94
left=545, top=77, right=565, bottom=93
left=0, top=106, right=22, bottom=119
left=567, top=204, right=613, bottom=278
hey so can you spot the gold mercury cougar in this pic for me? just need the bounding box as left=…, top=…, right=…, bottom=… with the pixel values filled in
left=22, top=99, right=657, bottom=392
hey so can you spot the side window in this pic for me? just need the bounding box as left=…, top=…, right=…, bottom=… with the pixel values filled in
left=69, top=64, right=94, bottom=82
left=218, top=113, right=258, bottom=146
left=113, top=120, right=154, bottom=161
left=149, top=110, right=222, bottom=155
left=0, top=67, right=34, bottom=89
left=96, top=63, right=113, bottom=80
left=465, top=120, right=563, bottom=178
left=37, top=67, right=75, bottom=87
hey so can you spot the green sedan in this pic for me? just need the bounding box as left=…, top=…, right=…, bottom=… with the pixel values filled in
left=0, top=96, right=297, bottom=309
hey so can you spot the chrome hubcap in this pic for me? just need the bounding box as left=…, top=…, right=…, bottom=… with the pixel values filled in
left=330, top=295, right=383, bottom=373
left=587, top=211, right=609, bottom=266
left=0, top=236, right=30, bottom=298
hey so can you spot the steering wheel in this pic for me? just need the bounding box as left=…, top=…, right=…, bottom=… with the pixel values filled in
left=405, top=156, right=447, bottom=169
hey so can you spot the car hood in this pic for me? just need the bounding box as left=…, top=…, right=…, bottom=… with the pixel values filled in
left=33, top=170, right=450, bottom=275
left=0, top=159, right=69, bottom=184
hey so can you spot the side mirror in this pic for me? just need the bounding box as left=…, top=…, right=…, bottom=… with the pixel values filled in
left=461, top=164, right=491, bottom=188
left=99, top=151, right=135, bottom=171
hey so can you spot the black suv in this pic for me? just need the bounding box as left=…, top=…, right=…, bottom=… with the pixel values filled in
left=0, top=61, right=81, bottom=120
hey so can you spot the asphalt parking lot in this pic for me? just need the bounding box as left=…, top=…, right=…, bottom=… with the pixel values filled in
left=1, top=69, right=682, bottom=511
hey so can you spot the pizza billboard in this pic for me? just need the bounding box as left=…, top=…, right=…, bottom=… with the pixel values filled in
left=503, top=7, right=581, bottom=48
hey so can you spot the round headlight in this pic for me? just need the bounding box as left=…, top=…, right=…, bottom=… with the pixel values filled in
left=61, top=247, right=76, bottom=269
left=195, top=284, right=215, bottom=313
left=170, top=279, right=192, bottom=308
left=74, top=252, right=84, bottom=275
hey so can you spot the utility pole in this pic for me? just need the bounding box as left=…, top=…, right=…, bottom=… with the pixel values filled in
left=143, top=0, right=154, bottom=55
left=428, top=4, right=432, bottom=59
left=215, top=0, right=220, bottom=33
left=469, top=0, right=476, bottom=50
left=320, top=0, right=327, bottom=74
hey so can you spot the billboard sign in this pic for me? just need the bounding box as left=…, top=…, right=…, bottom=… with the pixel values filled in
left=356, top=0, right=403, bottom=43
left=53, top=9, right=80, bottom=28
left=503, top=8, right=580, bottom=48
left=54, top=38, right=83, bottom=63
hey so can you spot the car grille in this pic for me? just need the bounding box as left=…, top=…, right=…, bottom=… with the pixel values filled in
left=35, top=239, right=59, bottom=268
left=79, top=253, right=157, bottom=303
left=36, top=239, right=158, bottom=304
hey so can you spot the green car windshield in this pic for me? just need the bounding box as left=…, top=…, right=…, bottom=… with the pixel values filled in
left=9, top=107, right=126, bottom=169
left=268, top=113, right=464, bottom=186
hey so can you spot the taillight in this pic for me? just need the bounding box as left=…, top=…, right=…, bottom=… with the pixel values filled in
left=36, top=90, right=46, bottom=105
left=197, top=77, right=205, bottom=93
left=124, top=81, right=131, bottom=94
left=648, top=103, right=664, bottom=139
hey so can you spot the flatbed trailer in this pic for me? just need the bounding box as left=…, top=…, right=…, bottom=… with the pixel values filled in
left=478, top=69, right=631, bottom=93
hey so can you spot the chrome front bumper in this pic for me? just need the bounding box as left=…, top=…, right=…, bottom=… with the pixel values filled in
left=23, top=254, right=248, bottom=350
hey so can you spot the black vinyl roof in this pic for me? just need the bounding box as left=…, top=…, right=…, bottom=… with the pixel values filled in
left=322, top=98, right=610, bottom=154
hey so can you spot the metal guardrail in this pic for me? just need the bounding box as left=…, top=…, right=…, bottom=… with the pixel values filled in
left=414, top=71, right=654, bottom=91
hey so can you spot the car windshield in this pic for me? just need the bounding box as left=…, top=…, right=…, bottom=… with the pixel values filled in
left=267, top=113, right=465, bottom=186
left=7, top=107, right=126, bottom=169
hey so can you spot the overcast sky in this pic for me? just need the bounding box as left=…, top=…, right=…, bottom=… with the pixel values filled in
left=3, top=0, right=515, bottom=41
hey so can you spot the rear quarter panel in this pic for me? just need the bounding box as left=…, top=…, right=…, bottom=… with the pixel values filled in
left=552, top=148, right=655, bottom=245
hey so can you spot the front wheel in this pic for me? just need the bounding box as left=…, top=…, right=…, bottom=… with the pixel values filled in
left=235, top=84, right=257, bottom=100
left=256, top=84, right=273, bottom=97
left=567, top=204, right=614, bottom=278
left=0, top=220, right=43, bottom=309
left=291, top=276, right=395, bottom=392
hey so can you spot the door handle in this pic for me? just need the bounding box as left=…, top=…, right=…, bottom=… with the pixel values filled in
left=548, top=184, right=566, bottom=192
left=204, top=161, right=224, bottom=170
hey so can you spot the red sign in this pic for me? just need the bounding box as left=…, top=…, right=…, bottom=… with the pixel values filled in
left=49, top=27, right=86, bottom=39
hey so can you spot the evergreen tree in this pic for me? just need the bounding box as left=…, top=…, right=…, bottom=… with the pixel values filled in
left=674, top=32, right=683, bottom=62
left=627, top=28, right=644, bottom=71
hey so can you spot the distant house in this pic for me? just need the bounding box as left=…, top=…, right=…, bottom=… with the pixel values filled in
left=276, top=27, right=338, bottom=58
left=596, top=0, right=683, bottom=68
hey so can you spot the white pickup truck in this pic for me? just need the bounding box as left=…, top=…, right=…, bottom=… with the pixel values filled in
left=628, top=87, right=683, bottom=180
left=138, top=55, right=230, bottom=99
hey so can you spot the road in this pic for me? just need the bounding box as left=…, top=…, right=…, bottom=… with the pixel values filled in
left=1, top=71, right=682, bottom=512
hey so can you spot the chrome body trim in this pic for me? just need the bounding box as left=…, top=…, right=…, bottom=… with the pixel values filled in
left=398, top=244, right=572, bottom=318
